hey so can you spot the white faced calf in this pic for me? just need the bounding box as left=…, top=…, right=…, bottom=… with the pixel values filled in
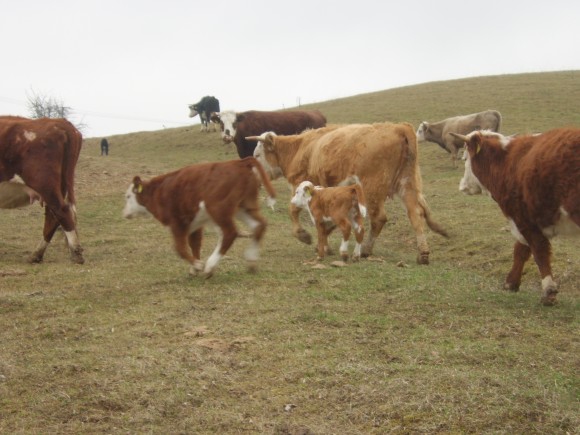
left=291, top=180, right=367, bottom=262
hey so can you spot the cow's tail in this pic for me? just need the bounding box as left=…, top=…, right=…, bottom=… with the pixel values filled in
left=247, top=157, right=276, bottom=208
left=61, top=120, right=83, bottom=208
left=351, top=183, right=367, bottom=218
left=398, top=123, right=449, bottom=238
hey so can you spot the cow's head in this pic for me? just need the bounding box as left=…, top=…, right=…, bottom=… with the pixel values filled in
left=217, top=111, right=238, bottom=143
left=123, top=176, right=150, bottom=218
left=291, top=180, right=315, bottom=209
left=450, top=132, right=487, bottom=195
left=188, top=104, right=199, bottom=118
left=416, top=122, right=429, bottom=142
left=247, top=132, right=283, bottom=180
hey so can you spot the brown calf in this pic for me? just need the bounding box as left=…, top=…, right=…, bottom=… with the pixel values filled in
left=291, top=180, right=367, bottom=262
left=123, top=157, right=276, bottom=277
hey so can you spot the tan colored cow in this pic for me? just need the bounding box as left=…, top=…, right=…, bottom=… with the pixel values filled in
left=249, top=123, right=448, bottom=264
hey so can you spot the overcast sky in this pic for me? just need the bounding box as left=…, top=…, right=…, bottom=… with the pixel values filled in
left=2, top=0, right=579, bottom=138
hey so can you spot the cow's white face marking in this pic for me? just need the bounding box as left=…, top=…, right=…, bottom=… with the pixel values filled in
left=459, top=155, right=485, bottom=195
left=23, top=131, right=37, bottom=141
left=188, top=106, right=198, bottom=118
left=219, top=110, right=237, bottom=140
left=123, top=183, right=149, bottom=218
left=254, top=139, right=283, bottom=180
left=291, top=181, right=314, bottom=209
left=478, top=130, right=511, bottom=149
left=416, top=123, right=427, bottom=142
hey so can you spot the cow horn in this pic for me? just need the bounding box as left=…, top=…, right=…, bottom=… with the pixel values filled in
left=450, top=132, right=469, bottom=142
left=245, top=136, right=263, bottom=141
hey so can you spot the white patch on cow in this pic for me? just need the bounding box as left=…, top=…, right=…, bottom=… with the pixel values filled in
left=188, top=201, right=211, bottom=233
left=123, top=184, right=150, bottom=218
left=459, top=156, right=485, bottom=195
left=416, top=122, right=427, bottom=142
left=204, top=230, right=223, bottom=274
left=358, top=203, right=367, bottom=218
left=340, top=238, right=349, bottom=255
left=508, top=219, right=528, bottom=245
left=542, top=275, right=557, bottom=292
left=477, top=130, right=511, bottom=149
left=64, top=230, right=80, bottom=249
left=353, top=242, right=362, bottom=258
left=542, top=207, right=580, bottom=238
left=398, top=176, right=410, bottom=197
left=23, top=130, right=37, bottom=141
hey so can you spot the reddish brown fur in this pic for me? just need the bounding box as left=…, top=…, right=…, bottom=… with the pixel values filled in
left=0, top=116, right=84, bottom=264
left=307, top=184, right=366, bottom=262
left=129, top=157, right=275, bottom=275
left=463, top=129, right=580, bottom=305
left=229, top=110, right=326, bottom=158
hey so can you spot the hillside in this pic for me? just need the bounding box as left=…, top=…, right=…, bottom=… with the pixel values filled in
left=2, top=71, right=579, bottom=434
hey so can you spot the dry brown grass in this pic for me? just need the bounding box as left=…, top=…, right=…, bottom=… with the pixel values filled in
left=1, top=71, right=578, bottom=434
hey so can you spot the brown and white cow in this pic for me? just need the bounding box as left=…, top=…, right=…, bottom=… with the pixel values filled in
left=291, top=179, right=367, bottom=262
left=417, top=110, right=502, bottom=167
left=123, top=157, right=276, bottom=278
left=0, top=116, right=84, bottom=264
left=213, top=110, right=327, bottom=158
left=453, top=129, right=580, bottom=305
left=249, top=123, right=449, bottom=264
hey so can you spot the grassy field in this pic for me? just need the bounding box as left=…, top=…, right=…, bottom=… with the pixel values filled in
left=1, top=71, right=578, bottom=434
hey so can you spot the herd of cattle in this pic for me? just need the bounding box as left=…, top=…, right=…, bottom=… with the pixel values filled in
left=0, top=99, right=578, bottom=305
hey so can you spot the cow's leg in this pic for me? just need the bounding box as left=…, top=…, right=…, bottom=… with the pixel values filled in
left=204, top=221, right=238, bottom=278
left=505, top=241, right=532, bottom=292
left=236, top=208, right=267, bottom=273
left=336, top=219, right=352, bottom=262
left=525, top=231, right=557, bottom=306
left=352, top=216, right=365, bottom=262
left=399, top=189, right=431, bottom=264
left=315, top=221, right=329, bottom=261
left=29, top=209, right=59, bottom=263
left=290, top=202, right=312, bottom=245
left=187, top=229, right=204, bottom=275
left=362, top=201, right=387, bottom=257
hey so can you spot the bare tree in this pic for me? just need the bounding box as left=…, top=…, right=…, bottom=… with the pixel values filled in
left=26, top=90, right=71, bottom=119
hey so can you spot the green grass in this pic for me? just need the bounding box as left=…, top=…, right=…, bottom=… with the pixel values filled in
left=1, top=71, right=578, bottom=434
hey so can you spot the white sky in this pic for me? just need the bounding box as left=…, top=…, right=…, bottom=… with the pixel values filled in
left=2, top=0, right=579, bottom=138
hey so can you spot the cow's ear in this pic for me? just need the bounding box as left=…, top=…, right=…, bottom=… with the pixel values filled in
left=264, top=133, right=275, bottom=150
left=468, top=133, right=482, bottom=155
left=132, top=176, right=143, bottom=194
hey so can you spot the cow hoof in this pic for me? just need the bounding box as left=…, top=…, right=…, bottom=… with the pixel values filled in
left=340, top=253, right=349, bottom=262
left=203, top=271, right=214, bottom=280
left=504, top=281, right=520, bottom=292
left=416, top=253, right=429, bottom=265
left=296, top=230, right=312, bottom=245
left=28, top=253, right=44, bottom=264
left=541, top=289, right=558, bottom=306
left=70, top=248, right=85, bottom=264
left=351, top=255, right=360, bottom=263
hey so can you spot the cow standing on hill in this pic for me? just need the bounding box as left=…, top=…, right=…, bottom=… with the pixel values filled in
left=417, top=110, right=502, bottom=167
left=189, top=96, right=220, bottom=132
left=453, top=129, right=580, bottom=305
left=249, top=123, right=448, bottom=264
left=213, top=110, right=327, bottom=158
left=123, top=157, right=276, bottom=278
left=0, top=116, right=84, bottom=264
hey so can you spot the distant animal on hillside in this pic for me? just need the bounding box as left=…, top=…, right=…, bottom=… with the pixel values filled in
left=123, top=157, right=276, bottom=278
left=248, top=123, right=448, bottom=264
left=452, top=128, right=580, bottom=306
left=291, top=179, right=367, bottom=262
left=212, top=110, right=327, bottom=158
left=0, top=116, right=84, bottom=264
left=188, top=96, right=220, bottom=132
left=417, top=110, right=502, bottom=167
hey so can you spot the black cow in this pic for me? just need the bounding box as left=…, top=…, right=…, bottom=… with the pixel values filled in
left=188, top=96, right=220, bottom=132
